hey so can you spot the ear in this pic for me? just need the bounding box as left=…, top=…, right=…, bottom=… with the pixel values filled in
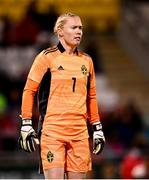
left=57, top=28, right=63, bottom=37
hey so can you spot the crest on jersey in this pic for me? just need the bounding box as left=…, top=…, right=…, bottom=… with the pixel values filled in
left=81, top=65, right=88, bottom=76
left=47, top=151, right=54, bottom=163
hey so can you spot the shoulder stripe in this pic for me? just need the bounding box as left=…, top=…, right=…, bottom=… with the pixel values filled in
left=44, top=47, right=58, bottom=55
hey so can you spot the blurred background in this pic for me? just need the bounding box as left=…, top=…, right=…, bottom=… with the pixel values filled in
left=0, top=0, right=149, bottom=179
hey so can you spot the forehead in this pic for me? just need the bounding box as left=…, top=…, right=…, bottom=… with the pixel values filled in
left=64, top=16, right=82, bottom=26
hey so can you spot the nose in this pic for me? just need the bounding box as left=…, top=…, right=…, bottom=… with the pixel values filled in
left=76, top=28, right=82, bottom=35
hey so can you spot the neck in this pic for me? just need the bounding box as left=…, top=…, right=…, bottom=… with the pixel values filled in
left=59, top=39, right=77, bottom=55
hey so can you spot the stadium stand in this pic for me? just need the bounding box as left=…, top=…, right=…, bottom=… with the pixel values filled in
left=99, top=35, right=149, bottom=116
left=0, top=0, right=121, bottom=31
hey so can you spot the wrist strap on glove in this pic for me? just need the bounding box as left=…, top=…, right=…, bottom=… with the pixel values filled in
left=92, top=122, right=102, bottom=131
left=22, top=119, right=32, bottom=126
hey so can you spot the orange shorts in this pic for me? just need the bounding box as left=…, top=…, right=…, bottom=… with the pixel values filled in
left=40, top=134, right=92, bottom=172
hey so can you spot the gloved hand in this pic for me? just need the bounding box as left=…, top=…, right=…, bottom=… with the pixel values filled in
left=92, top=122, right=105, bottom=155
left=18, top=119, right=39, bottom=152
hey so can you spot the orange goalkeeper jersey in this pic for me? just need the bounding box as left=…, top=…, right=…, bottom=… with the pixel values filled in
left=21, top=42, right=100, bottom=140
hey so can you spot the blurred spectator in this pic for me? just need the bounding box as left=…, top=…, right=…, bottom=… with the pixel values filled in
left=118, top=100, right=144, bottom=148
left=102, top=99, right=145, bottom=162
left=0, top=113, right=19, bottom=151
left=101, top=161, right=118, bottom=178
left=120, top=148, right=146, bottom=178
left=0, top=71, right=23, bottom=151
left=36, top=4, right=59, bottom=32
left=120, top=133, right=148, bottom=179
left=21, top=0, right=59, bottom=33
left=102, top=107, right=125, bottom=156
left=0, top=16, right=15, bottom=47
left=85, top=39, right=104, bottom=74
left=0, top=72, right=11, bottom=99
left=10, top=1, right=41, bottom=46
left=84, top=23, right=104, bottom=74
left=105, top=18, right=117, bottom=35
left=9, top=0, right=59, bottom=47
left=0, top=18, right=4, bottom=45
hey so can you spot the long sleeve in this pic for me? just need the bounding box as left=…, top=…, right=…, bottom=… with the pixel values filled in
left=21, top=51, right=50, bottom=119
left=21, top=79, right=39, bottom=119
left=87, top=58, right=100, bottom=124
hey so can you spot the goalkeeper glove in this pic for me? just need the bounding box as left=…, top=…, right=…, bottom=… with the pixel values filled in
left=18, top=119, right=39, bottom=152
left=92, top=122, right=105, bottom=155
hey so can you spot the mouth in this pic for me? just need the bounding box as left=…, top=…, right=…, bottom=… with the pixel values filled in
left=74, top=37, right=81, bottom=41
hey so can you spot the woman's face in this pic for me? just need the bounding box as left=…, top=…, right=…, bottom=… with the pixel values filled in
left=59, top=16, right=83, bottom=48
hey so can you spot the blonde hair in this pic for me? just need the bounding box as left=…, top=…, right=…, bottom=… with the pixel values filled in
left=54, top=12, right=80, bottom=35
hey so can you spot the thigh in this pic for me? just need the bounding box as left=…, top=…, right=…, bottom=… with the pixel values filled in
left=44, top=167, right=64, bottom=179
left=66, top=138, right=92, bottom=173
left=67, top=171, right=86, bottom=179
left=40, top=134, right=66, bottom=171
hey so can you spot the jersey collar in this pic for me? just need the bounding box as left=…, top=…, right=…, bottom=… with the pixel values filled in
left=57, top=41, right=78, bottom=55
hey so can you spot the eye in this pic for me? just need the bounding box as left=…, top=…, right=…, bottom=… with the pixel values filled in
left=71, top=26, right=83, bottom=30
left=78, top=26, right=82, bottom=30
left=71, top=26, right=77, bottom=29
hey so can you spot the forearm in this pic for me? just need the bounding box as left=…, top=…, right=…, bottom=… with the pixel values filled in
left=21, top=79, right=39, bottom=119
left=87, top=86, right=100, bottom=124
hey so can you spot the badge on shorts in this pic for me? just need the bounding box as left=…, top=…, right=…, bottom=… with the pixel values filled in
left=47, top=151, right=54, bottom=163
left=81, top=65, right=88, bottom=76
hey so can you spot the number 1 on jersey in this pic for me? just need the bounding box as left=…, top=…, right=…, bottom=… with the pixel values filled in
left=72, top=77, right=76, bottom=92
